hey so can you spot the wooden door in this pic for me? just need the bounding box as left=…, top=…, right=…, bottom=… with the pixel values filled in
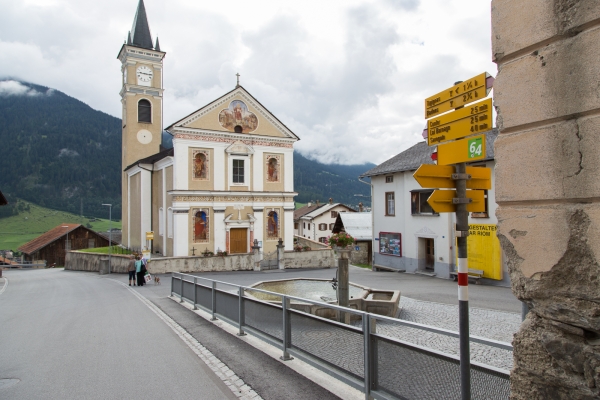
left=230, top=228, right=247, bottom=254
left=425, top=238, right=435, bottom=270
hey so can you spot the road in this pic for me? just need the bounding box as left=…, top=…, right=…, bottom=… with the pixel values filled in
left=0, top=269, right=238, bottom=400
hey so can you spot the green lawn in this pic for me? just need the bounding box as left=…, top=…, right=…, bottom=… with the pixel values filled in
left=78, top=246, right=132, bottom=255
left=0, top=200, right=121, bottom=251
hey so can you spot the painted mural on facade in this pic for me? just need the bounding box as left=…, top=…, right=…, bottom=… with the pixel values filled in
left=193, top=209, right=209, bottom=242
left=267, top=210, right=279, bottom=238
left=218, top=100, right=258, bottom=133
left=193, top=150, right=209, bottom=180
left=266, top=155, right=280, bottom=182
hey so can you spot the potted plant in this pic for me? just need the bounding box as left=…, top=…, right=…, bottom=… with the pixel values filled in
left=326, top=233, right=355, bottom=249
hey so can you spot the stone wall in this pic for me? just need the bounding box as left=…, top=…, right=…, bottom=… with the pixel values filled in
left=65, top=252, right=132, bottom=273
left=295, top=236, right=330, bottom=250
left=283, top=249, right=336, bottom=269
left=492, top=1, right=600, bottom=398
left=350, top=241, right=369, bottom=265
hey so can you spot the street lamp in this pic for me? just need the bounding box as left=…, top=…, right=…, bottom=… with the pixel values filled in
left=102, top=204, right=112, bottom=274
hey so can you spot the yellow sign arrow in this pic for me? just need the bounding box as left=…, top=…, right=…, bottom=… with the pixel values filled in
left=427, top=98, right=492, bottom=146
left=427, top=189, right=486, bottom=213
left=437, top=134, right=486, bottom=165
left=425, top=72, right=492, bottom=119
left=413, top=164, right=492, bottom=190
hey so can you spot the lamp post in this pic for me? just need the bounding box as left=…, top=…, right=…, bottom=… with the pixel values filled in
left=102, top=204, right=112, bottom=274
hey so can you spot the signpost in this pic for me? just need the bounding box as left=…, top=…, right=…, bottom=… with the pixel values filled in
left=436, top=134, right=486, bottom=166
left=419, top=72, right=494, bottom=400
left=425, top=72, right=493, bottom=118
left=427, top=98, right=492, bottom=145
left=413, top=164, right=492, bottom=190
left=427, top=189, right=486, bottom=213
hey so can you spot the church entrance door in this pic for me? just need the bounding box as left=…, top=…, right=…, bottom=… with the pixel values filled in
left=230, top=228, right=247, bottom=254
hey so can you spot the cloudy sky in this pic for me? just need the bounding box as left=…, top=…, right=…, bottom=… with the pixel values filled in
left=0, top=0, right=496, bottom=165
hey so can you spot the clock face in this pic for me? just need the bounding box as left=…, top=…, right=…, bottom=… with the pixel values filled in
left=137, top=129, right=153, bottom=144
left=136, top=66, right=153, bottom=85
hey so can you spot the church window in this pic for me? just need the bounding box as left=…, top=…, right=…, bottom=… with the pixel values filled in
left=193, top=209, right=209, bottom=243
left=267, top=211, right=279, bottom=239
left=233, top=159, right=245, bottom=184
left=234, top=125, right=243, bottom=133
left=192, top=151, right=209, bottom=180
left=138, top=99, right=152, bottom=122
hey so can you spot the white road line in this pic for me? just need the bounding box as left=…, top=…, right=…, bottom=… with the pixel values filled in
left=110, top=279, right=262, bottom=400
left=0, top=278, right=8, bottom=296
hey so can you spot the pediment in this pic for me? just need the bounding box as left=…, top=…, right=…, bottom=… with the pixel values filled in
left=225, top=141, right=254, bottom=155
left=169, top=86, right=298, bottom=140
left=414, top=226, right=438, bottom=237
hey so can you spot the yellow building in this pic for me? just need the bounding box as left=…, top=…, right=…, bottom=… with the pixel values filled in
left=119, top=0, right=298, bottom=256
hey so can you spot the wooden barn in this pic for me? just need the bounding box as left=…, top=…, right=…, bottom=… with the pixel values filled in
left=18, top=223, right=113, bottom=266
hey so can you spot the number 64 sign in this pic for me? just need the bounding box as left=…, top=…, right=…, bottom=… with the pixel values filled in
left=437, top=134, right=486, bottom=166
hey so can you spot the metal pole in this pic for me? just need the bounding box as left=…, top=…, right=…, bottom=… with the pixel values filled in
left=108, top=205, right=112, bottom=274
left=211, top=281, right=217, bottom=321
left=455, top=162, right=471, bottom=400
left=281, top=295, right=293, bottom=361
left=238, top=286, right=246, bottom=336
left=171, top=272, right=174, bottom=296
left=363, top=315, right=376, bottom=400
left=193, top=277, right=198, bottom=310
left=180, top=274, right=184, bottom=303
left=338, top=249, right=350, bottom=324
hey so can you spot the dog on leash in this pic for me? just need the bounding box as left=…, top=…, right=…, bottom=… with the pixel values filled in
left=154, top=275, right=161, bottom=285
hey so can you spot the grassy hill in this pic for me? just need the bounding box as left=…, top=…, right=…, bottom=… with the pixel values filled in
left=0, top=199, right=121, bottom=251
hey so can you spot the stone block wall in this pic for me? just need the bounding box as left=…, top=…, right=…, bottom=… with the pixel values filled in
left=283, top=249, right=336, bottom=269
left=492, top=1, right=600, bottom=398
left=65, top=252, right=132, bottom=273
left=294, top=236, right=330, bottom=250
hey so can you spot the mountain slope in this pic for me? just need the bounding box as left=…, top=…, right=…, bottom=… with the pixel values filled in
left=0, top=80, right=121, bottom=218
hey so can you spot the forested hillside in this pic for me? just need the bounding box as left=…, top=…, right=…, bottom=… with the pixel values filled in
left=0, top=80, right=121, bottom=219
left=0, top=79, right=373, bottom=220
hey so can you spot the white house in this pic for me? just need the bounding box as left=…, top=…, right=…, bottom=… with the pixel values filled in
left=294, top=200, right=355, bottom=243
left=359, top=130, right=509, bottom=286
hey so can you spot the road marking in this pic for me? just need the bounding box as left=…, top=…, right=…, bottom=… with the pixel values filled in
left=0, top=278, right=7, bottom=296
left=111, top=279, right=262, bottom=400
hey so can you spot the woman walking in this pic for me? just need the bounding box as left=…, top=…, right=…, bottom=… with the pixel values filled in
left=135, top=256, right=145, bottom=286
left=127, top=255, right=136, bottom=286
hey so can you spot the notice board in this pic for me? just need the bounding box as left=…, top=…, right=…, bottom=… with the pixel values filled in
left=457, top=224, right=502, bottom=280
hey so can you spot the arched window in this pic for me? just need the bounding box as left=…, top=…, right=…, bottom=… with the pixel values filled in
left=234, top=125, right=243, bottom=133
left=138, top=99, right=152, bottom=123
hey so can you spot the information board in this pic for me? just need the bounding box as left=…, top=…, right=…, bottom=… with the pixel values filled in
left=379, top=232, right=402, bottom=256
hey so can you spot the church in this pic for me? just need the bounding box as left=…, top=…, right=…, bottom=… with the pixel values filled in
left=119, top=0, right=298, bottom=257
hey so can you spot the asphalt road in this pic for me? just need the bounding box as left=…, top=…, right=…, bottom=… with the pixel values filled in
left=0, top=269, right=237, bottom=400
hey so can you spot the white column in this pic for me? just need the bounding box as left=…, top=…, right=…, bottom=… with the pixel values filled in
left=284, top=149, right=294, bottom=192
left=253, top=149, right=264, bottom=191
left=173, top=210, right=189, bottom=256
left=140, top=168, right=152, bottom=249
left=253, top=208, right=264, bottom=244
left=214, top=146, right=226, bottom=190
left=213, top=209, right=226, bottom=252
left=173, top=141, right=188, bottom=190
left=284, top=207, right=294, bottom=250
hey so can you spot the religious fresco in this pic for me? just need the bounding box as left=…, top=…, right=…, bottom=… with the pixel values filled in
left=267, top=210, right=279, bottom=239
left=266, top=155, right=280, bottom=182
left=218, top=100, right=258, bottom=133
left=192, top=150, right=209, bottom=180
left=193, top=209, right=209, bottom=243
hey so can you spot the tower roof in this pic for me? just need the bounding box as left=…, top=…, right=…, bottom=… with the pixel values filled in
left=130, top=0, right=154, bottom=50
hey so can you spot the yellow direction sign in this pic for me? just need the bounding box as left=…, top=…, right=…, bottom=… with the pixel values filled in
left=413, top=164, right=491, bottom=190
left=437, top=134, right=486, bottom=165
left=146, top=231, right=154, bottom=240
left=427, top=189, right=486, bottom=213
left=427, top=98, right=492, bottom=145
left=425, top=72, right=492, bottom=119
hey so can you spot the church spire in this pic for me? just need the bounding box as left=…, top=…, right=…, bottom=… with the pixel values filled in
left=130, top=0, right=154, bottom=50
left=154, top=37, right=161, bottom=52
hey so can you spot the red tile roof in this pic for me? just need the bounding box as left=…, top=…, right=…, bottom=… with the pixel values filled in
left=18, top=223, right=81, bottom=255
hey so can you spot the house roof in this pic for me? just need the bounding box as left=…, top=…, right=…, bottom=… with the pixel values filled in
left=18, top=223, right=81, bottom=255
left=301, top=203, right=355, bottom=220
left=337, top=212, right=372, bottom=241
left=293, top=204, right=322, bottom=220
left=124, top=147, right=174, bottom=172
left=360, top=129, right=498, bottom=178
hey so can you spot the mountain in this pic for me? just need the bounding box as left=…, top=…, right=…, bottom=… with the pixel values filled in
left=0, top=80, right=373, bottom=219
left=0, top=80, right=122, bottom=219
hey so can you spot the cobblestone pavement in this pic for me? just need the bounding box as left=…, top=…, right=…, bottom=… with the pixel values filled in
left=371, top=297, right=521, bottom=371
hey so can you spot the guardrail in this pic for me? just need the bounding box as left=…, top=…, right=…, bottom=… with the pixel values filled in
left=171, top=272, right=510, bottom=400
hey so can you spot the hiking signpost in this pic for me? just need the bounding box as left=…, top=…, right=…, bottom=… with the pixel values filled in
left=416, top=72, right=494, bottom=400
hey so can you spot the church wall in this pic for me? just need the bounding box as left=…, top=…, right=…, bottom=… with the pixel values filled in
left=129, top=172, right=142, bottom=250
left=188, top=147, right=214, bottom=190
left=165, top=166, right=174, bottom=256
left=152, top=169, right=163, bottom=255
left=183, top=93, right=287, bottom=139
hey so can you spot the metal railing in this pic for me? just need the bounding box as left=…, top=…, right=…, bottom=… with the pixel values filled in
left=171, top=272, right=510, bottom=400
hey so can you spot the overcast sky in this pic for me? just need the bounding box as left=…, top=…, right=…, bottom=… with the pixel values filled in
left=0, top=0, right=496, bottom=165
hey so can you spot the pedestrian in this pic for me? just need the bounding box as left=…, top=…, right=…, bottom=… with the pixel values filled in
left=135, top=256, right=145, bottom=286
left=127, top=255, right=136, bottom=286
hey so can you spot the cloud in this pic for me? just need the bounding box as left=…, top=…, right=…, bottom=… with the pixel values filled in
left=58, top=148, right=80, bottom=158
left=0, top=80, right=44, bottom=96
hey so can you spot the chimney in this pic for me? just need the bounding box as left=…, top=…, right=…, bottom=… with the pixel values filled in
left=307, top=201, right=312, bottom=207
left=329, top=198, right=333, bottom=204
left=359, top=202, right=364, bottom=212
left=316, top=200, right=320, bottom=206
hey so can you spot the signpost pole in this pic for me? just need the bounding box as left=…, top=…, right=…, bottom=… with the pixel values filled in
left=455, top=162, right=471, bottom=400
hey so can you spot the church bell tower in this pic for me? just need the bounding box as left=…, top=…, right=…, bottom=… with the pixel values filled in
left=118, top=0, right=165, bottom=247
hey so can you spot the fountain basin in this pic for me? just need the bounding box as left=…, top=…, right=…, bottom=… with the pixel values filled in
left=246, top=278, right=400, bottom=320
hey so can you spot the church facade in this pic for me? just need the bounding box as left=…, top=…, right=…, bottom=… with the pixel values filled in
left=119, top=0, right=298, bottom=257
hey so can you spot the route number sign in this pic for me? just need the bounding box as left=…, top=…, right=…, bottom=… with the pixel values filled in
left=436, top=134, right=486, bottom=166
